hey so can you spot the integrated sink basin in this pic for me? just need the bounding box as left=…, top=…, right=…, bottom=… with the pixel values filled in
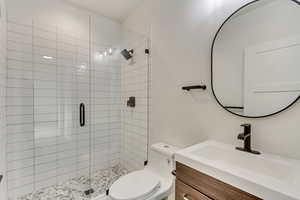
left=193, top=145, right=295, bottom=181
left=175, top=140, right=300, bottom=200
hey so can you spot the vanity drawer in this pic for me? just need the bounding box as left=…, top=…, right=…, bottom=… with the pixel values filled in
left=176, top=162, right=262, bottom=200
left=176, top=180, right=212, bottom=200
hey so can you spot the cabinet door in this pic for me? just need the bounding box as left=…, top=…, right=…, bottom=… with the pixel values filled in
left=176, top=162, right=262, bottom=200
left=176, top=180, right=212, bottom=200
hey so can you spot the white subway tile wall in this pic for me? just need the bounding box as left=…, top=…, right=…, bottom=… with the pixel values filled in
left=121, top=33, right=150, bottom=172
left=0, top=1, right=7, bottom=199
left=6, top=21, right=122, bottom=199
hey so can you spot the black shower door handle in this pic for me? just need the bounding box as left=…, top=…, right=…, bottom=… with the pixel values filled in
left=80, top=103, right=85, bottom=127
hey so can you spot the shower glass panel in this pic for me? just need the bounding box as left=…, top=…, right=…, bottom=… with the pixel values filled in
left=120, top=31, right=150, bottom=173
left=6, top=15, right=150, bottom=200
left=6, top=21, right=35, bottom=200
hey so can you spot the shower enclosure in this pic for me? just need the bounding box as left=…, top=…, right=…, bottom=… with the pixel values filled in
left=5, top=14, right=150, bottom=200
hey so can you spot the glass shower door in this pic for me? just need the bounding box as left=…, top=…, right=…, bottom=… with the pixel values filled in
left=31, top=21, right=93, bottom=199
left=56, top=28, right=93, bottom=199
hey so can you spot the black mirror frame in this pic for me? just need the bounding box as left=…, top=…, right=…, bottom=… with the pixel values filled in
left=211, top=0, right=300, bottom=119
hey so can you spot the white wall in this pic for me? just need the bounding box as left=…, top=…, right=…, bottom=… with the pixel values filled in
left=123, top=0, right=300, bottom=160
left=0, top=0, right=7, bottom=199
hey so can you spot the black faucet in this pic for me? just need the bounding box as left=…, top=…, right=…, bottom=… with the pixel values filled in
left=236, top=124, right=260, bottom=155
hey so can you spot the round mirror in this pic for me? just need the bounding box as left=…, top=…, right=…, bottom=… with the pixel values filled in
left=211, top=0, right=300, bottom=118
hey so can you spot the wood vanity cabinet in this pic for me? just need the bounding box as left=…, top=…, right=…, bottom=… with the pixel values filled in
left=175, top=162, right=263, bottom=200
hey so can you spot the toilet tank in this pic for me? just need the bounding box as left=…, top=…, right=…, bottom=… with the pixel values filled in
left=146, top=143, right=180, bottom=180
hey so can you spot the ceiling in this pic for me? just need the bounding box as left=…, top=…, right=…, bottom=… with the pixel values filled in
left=64, top=0, right=144, bottom=22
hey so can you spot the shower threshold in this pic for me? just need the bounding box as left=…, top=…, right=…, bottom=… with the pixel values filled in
left=17, top=165, right=128, bottom=200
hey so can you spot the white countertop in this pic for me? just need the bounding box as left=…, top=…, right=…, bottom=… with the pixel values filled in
left=175, top=140, right=300, bottom=200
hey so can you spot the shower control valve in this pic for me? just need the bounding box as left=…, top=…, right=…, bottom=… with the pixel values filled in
left=127, top=96, right=136, bottom=108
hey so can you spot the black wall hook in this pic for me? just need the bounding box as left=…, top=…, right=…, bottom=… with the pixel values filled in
left=182, top=85, right=207, bottom=91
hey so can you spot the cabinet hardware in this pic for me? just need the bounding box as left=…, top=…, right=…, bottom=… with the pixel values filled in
left=182, top=194, right=192, bottom=200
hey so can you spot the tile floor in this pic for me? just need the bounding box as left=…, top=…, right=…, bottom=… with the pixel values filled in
left=17, top=165, right=128, bottom=200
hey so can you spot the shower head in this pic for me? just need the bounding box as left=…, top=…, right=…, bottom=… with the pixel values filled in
left=121, top=49, right=134, bottom=60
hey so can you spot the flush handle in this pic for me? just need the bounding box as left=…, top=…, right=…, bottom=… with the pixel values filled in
left=171, top=170, right=176, bottom=176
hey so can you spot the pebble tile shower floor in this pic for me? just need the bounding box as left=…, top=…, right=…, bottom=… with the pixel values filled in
left=17, top=165, right=128, bottom=200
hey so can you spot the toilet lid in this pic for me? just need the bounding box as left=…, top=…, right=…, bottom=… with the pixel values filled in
left=109, top=170, right=161, bottom=200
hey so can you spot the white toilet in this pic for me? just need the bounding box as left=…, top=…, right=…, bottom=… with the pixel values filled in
left=109, top=143, right=179, bottom=200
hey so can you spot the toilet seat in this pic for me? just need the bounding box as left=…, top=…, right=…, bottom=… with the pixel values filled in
left=109, top=170, right=161, bottom=200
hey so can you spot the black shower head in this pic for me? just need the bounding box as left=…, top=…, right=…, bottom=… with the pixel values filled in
left=121, top=49, right=134, bottom=60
